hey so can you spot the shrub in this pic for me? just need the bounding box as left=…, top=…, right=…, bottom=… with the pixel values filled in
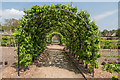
left=1, top=36, right=15, bottom=47
left=1, top=36, right=9, bottom=46
left=102, top=62, right=120, bottom=73
left=100, top=40, right=119, bottom=49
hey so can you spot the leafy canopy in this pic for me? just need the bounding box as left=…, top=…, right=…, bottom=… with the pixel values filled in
left=15, top=3, right=100, bottom=71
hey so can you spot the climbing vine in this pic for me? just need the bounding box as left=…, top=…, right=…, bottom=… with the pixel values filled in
left=15, top=3, right=100, bottom=71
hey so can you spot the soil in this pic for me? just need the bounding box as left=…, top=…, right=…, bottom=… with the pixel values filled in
left=1, top=47, right=17, bottom=70
left=98, top=49, right=119, bottom=65
left=1, top=45, right=119, bottom=79
left=1, top=45, right=83, bottom=78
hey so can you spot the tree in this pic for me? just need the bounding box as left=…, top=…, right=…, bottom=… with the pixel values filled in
left=110, top=29, right=116, bottom=34
left=3, top=18, right=19, bottom=33
left=101, top=29, right=109, bottom=36
left=116, top=28, right=120, bottom=37
left=0, top=23, right=4, bottom=32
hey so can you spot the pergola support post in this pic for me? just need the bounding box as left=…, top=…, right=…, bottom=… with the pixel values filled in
left=92, top=35, right=95, bottom=78
left=18, top=38, right=20, bottom=76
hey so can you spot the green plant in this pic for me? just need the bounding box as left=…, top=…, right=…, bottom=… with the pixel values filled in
left=112, top=76, right=119, bottom=80
left=118, top=40, right=120, bottom=49
left=15, top=3, right=100, bottom=70
left=101, top=54, right=119, bottom=57
left=102, top=62, right=120, bottom=73
left=1, top=36, right=9, bottom=46
left=1, top=35, right=15, bottom=47
left=100, top=40, right=119, bottom=49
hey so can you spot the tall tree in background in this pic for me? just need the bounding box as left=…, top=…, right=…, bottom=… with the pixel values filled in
left=0, top=22, right=3, bottom=32
left=3, top=18, right=19, bottom=33
left=101, top=29, right=117, bottom=37
left=0, top=16, right=3, bottom=32
left=116, top=28, right=120, bottom=37
left=101, top=29, right=109, bottom=36
left=110, top=29, right=117, bottom=34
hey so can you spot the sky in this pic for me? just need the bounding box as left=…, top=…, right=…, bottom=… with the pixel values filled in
left=0, top=1, right=119, bottom=31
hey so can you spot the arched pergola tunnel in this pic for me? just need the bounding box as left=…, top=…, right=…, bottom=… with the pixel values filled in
left=15, top=3, right=100, bottom=78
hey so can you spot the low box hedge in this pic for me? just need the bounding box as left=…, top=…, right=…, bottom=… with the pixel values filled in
left=100, top=40, right=120, bottom=49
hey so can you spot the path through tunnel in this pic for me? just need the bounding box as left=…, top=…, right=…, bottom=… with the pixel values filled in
left=15, top=3, right=100, bottom=78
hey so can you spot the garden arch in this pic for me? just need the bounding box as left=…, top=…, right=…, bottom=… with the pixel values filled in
left=16, top=4, right=100, bottom=78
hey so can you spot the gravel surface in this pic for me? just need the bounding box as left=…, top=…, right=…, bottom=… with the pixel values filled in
left=1, top=47, right=17, bottom=70
left=0, top=47, right=17, bottom=79
left=98, top=49, right=119, bottom=65
left=2, top=45, right=83, bottom=78
left=1, top=45, right=119, bottom=79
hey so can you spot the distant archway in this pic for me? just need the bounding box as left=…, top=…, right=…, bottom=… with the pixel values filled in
left=47, top=32, right=64, bottom=45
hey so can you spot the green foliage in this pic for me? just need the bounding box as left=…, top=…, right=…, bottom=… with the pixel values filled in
left=2, top=18, right=19, bottom=33
left=116, top=28, right=120, bottom=37
left=1, top=36, right=9, bottom=46
left=101, top=29, right=117, bottom=37
left=1, top=36, right=15, bottom=47
left=112, top=76, right=119, bottom=80
left=102, top=62, right=120, bottom=73
left=100, top=40, right=119, bottom=49
left=15, top=3, right=100, bottom=70
left=101, top=54, right=119, bottom=57
left=118, top=40, right=120, bottom=49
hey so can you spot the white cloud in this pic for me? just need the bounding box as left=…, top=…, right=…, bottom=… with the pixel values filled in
left=93, top=9, right=117, bottom=21
left=1, top=8, right=25, bottom=20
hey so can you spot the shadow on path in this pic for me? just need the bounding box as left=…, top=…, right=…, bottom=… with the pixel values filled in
left=11, top=45, right=90, bottom=76
left=34, top=49, right=81, bottom=74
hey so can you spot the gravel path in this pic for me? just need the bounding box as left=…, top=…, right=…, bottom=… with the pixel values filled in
left=1, top=47, right=17, bottom=70
left=2, top=45, right=83, bottom=78
left=1, top=45, right=119, bottom=79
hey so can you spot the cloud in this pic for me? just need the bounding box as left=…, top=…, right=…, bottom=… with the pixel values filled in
left=93, top=9, right=117, bottom=21
left=1, top=8, right=25, bottom=20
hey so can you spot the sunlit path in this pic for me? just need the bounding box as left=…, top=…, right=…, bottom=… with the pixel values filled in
left=2, top=45, right=83, bottom=78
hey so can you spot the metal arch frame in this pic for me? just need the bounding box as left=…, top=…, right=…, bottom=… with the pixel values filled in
left=17, top=8, right=95, bottom=77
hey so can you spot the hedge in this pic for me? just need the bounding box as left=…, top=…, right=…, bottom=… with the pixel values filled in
left=1, top=36, right=16, bottom=47
left=100, top=40, right=120, bottom=49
